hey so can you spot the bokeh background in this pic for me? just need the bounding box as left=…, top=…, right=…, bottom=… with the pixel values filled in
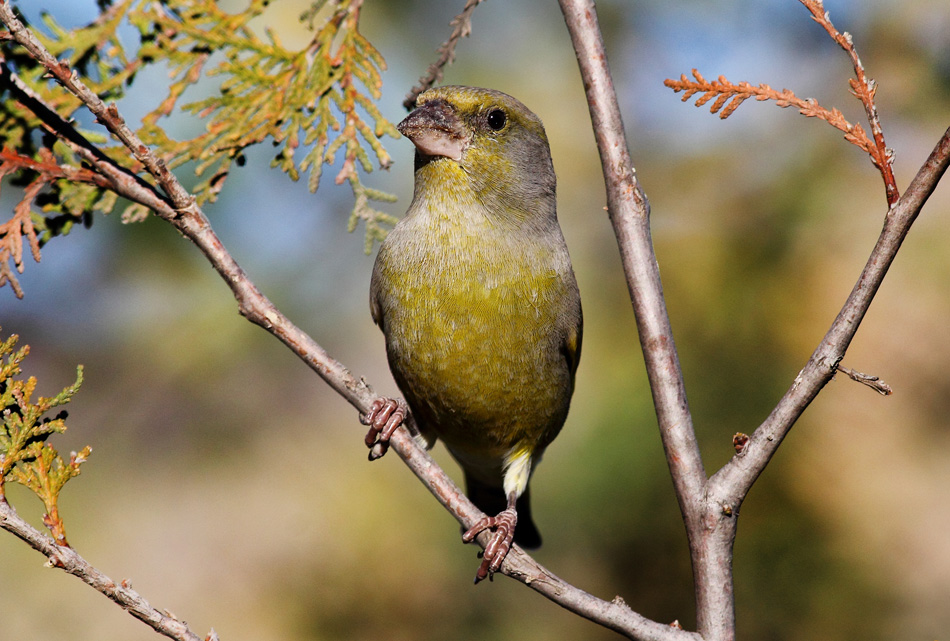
left=2, top=0, right=950, bottom=639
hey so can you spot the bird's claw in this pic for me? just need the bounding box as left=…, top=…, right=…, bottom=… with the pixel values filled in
left=360, top=398, right=406, bottom=460
left=462, top=507, right=518, bottom=583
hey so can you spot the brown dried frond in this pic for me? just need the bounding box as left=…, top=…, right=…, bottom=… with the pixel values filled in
left=798, top=0, right=897, bottom=203
left=665, top=0, right=898, bottom=205
left=0, top=148, right=109, bottom=298
left=665, top=70, right=800, bottom=120
left=665, top=69, right=879, bottom=163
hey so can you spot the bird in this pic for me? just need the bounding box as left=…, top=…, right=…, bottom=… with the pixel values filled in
left=362, top=85, right=582, bottom=582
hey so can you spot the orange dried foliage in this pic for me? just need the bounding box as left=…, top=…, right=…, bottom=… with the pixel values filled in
left=664, top=0, right=899, bottom=205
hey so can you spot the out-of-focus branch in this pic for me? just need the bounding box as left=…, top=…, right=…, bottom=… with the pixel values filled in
left=0, top=498, right=205, bottom=641
left=402, top=0, right=487, bottom=110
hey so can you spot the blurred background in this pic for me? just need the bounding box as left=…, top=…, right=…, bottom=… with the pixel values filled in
left=2, top=0, right=949, bottom=639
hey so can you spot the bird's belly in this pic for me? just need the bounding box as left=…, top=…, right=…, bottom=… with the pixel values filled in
left=384, top=275, right=571, bottom=459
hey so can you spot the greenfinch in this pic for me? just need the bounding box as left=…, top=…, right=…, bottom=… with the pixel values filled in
left=363, top=85, right=582, bottom=582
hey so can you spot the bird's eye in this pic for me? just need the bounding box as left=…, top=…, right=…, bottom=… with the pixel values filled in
left=486, top=108, right=507, bottom=131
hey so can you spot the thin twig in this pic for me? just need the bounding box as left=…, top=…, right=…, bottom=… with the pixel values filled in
left=837, top=365, right=893, bottom=395
left=0, top=498, right=204, bottom=641
left=402, top=0, right=486, bottom=110
left=799, top=0, right=898, bottom=204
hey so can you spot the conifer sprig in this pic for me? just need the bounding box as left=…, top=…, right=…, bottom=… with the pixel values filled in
left=664, top=0, right=898, bottom=204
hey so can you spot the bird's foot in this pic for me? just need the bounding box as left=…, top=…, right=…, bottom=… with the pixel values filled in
left=360, top=398, right=407, bottom=461
left=462, top=507, right=518, bottom=583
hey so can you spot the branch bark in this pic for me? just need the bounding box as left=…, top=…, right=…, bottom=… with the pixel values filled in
left=556, top=0, right=706, bottom=532
left=4, top=2, right=949, bottom=641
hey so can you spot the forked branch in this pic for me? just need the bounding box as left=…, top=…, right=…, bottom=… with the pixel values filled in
left=572, top=0, right=950, bottom=639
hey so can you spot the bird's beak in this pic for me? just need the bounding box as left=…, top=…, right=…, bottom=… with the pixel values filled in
left=398, top=98, right=468, bottom=162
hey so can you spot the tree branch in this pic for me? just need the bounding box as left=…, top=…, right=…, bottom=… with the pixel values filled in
left=558, top=1, right=730, bottom=637
left=0, top=498, right=205, bottom=641
left=710, top=125, right=950, bottom=503
left=556, top=0, right=706, bottom=522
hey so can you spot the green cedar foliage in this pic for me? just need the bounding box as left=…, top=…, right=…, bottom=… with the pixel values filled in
left=0, top=0, right=399, bottom=296
left=0, top=330, right=88, bottom=546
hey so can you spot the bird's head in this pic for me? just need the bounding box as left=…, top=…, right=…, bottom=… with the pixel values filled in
left=398, top=86, right=557, bottom=222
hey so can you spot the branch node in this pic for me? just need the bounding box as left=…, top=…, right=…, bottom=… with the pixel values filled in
left=732, top=432, right=750, bottom=454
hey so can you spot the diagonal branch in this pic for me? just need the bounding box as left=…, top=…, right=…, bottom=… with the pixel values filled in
left=0, top=498, right=205, bottom=641
left=710, top=125, right=950, bottom=502
left=1, top=4, right=695, bottom=640
left=402, top=0, right=487, bottom=110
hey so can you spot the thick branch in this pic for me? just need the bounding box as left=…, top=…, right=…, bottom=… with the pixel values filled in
left=558, top=2, right=744, bottom=638
left=0, top=498, right=204, bottom=641
left=710, top=125, right=950, bottom=502
left=557, top=0, right=705, bottom=522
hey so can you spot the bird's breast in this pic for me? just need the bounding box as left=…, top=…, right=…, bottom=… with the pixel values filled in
left=372, top=206, right=575, bottom=458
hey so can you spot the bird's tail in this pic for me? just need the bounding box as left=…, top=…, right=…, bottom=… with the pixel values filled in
left=464, top=473, right=542, bottom=549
